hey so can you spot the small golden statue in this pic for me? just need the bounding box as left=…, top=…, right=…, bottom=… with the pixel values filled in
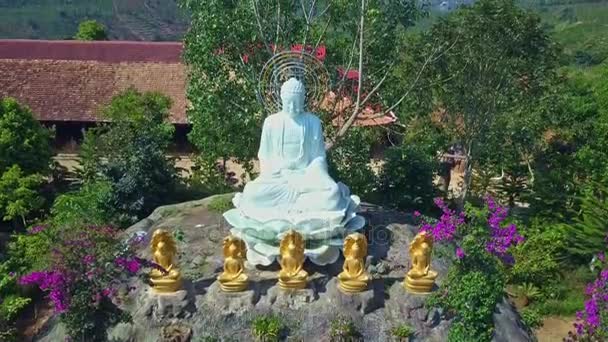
left=404, top=231, right=438, bottom=294
left=278, top=230, right=308, bottom=290
left=150, top=229, right=182, bottom=293
left=337, top=233, right=370, bottom=293
left=218, top=235, right=249, bottom=292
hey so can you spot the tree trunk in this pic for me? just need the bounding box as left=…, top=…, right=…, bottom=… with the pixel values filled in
left=458, top=142, right=473, bottom=209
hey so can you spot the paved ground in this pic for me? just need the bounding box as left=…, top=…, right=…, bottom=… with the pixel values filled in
left=535, top=316, right=574, bottom=342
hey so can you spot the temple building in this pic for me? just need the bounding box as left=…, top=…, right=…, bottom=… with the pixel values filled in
left=0, top=39, right=395, bottom=156
left=0, top=39, right=188, bottom=152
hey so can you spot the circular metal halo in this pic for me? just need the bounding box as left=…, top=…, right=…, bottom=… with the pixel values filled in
left=258, top=50, right=329, bottom=114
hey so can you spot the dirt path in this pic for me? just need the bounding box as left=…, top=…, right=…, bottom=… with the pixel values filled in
left=535, top=316, right=575, bottom=342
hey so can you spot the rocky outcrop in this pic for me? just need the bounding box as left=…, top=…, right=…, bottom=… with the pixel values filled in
left=36, top=195, right=533, bottom=341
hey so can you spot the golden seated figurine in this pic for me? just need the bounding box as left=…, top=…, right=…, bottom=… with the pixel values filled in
left=149, top=229, right=182, bottom=293
left=404, top=231, right=437, bottom=294
left=218, top=235, right=249, bottom=292
left=338, top=233, right=370, bottom=293
left=278, top=230, right=308, bottom=290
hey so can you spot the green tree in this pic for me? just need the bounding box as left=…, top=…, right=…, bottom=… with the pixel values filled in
left=0, top=165, right=45, bottom=226
left=406, top=0, right=559, bottom=203
left=562, top=184, right=608, bottom=260
left=0, top=98, right=53, bottom=175
left=80, top=89, right=177, bottom=225
left=74, top=20, right=107, bottom=41
left=180, top=0, right=426, bottom=187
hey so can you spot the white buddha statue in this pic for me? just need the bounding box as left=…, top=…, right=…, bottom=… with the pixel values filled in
left=224, top=77, right=365, bottom=266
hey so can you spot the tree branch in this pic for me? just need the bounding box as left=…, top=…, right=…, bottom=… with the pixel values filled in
left=251, top=0, right=273, bottom=54
left=327, top=0, right=365, bottom=150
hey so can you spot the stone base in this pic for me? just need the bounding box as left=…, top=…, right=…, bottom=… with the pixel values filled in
left=259, top=284, right=318, bottom=310
left=199, top=281, right=258, bottom=315
left=136, top=284, right=195, bottom=321
left=325, top=278, right=382, bottom=314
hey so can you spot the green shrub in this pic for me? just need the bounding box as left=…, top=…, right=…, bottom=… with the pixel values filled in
left=512, top=283, right=541, bottom=302
left=426, top=198, right=518, bottom=342
left=391, top=324, right=415, bottom=340
left=80, top=89, right=178, bottom=224
left=0, top=319, right=17, bottom=342
left=188, top=157, right=238, bottom=197
left=0, top=295, right=31, bottom=321
left=329, top=315, right=360, bottom=341
left=328, top=127, right=378, bottom=200
left=0, top=97, right=53, bottom=175
left=50, top=181, right=116, bottom=227
left=562, top=184, right=608, bottom=260
left=0, top=165, right=45, bottom=226
left=378, top=145, right=437, bottom=212
left=520, top=307, right=543, bottom=330
left=251, top=314, right=283, bottom=342
left=0, top=260, right=32, bottom=341
left=74, top=20, right=107, bottom=41
left=510, top=223, right=564, bottom=287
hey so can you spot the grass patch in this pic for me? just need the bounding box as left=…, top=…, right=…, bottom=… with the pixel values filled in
left=329, top=315, right=361, bottom=342
left=391, top=323, right=415, bottom=340
left=530, top=266, right=594, bottom=316
left=251, top=314, right=284, bottom=342
left=207, top=194, right=234, bottom=213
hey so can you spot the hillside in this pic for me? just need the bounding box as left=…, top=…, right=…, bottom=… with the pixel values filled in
left=0, top=0, right=188, bottom=41
left=523, top=0, right=608, bottom=66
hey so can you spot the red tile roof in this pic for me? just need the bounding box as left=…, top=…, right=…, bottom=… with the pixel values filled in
left=0, top=40, right=187, bottom=123
left=0, top=40, right=396, bottom=127
left=0, top=40, right=183, bottom=63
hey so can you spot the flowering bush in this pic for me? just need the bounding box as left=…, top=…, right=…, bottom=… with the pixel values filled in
left=20, top=226, right=151, bottom=341
left=566, top=238, right=608, bottom=341
left=423, top=196, right=524, bottom=342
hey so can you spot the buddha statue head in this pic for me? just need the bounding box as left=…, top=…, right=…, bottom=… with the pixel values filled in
left=280, top=77, right=306, bottom=116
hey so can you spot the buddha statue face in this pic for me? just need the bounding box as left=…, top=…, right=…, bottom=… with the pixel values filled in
left=280, top=78, right=306, bottom=116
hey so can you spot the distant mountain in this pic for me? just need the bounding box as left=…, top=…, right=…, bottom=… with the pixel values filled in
left=0, top=0, right=188, bottom=41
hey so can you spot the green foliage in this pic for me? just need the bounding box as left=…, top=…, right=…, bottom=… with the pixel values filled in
left=0, top=97, right=53, bottom=175
left=251, top=314, right=283, bottom=342
left=6, top=227, right=54, bottom=273
left=327, top=127, right=378, bottom=200
left=391, top=324, right=415, bottom=340
left=526, top=70, right=604, bottom=220
left=0, top=165, right=45, bottom=224
left=427, top=201, right=509, bottom=342
left=430, top=270, right=504, bottom=342
left=0, top=262, right=30, bottom=341
left=60, top=288, right=130, bottom=342
left=80, top=89, right=178, bottom=225
left=207, top=194, right=235, bottom=213
left=50, top=180, right=116, bottom=228
left=562, top=184, right=608, bottom=260
left=408, top=0, right=559, bottom=199
left=520, top=307, right=543, bottom=330
left=0, top=295, right=31, bottom=321
left=74, top=20, right=107, bottom=40
left=530, top=267, right=593, bottom=316
left=510, top=223, right=565, bottom=287
left=378, top=144, right=437, bottom=212
left=188, top=157, right=236, bottom=197
left=513, top=283, right=541, bottom=301
left=329, top=315, right=360, bottom=342
left=181, top=0, right=422, bottom=184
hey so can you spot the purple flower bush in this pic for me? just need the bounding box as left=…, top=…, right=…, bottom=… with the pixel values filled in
left=19, top=226, right=153, bottom=341
left=421, top=196, right=524, bottom=341
left=566, top=238, right=608, bottom=341
left=417, top=196, right=524, bottom=262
